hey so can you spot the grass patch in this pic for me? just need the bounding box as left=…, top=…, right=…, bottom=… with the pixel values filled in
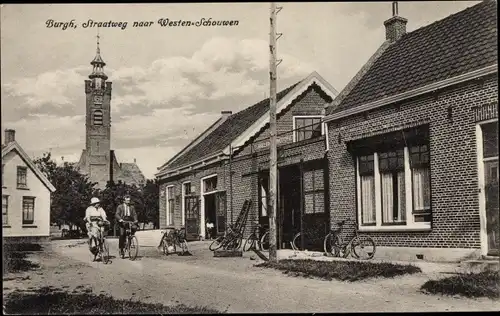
left=421, top=271, right=500, bottom=299
left=256, top=259, right=422, bottom=281
left=4, top=286, right=225, bottom=314
left=2, top=251, right=40, bottom=275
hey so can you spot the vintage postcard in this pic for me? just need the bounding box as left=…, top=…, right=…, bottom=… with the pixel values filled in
left=1, top=1, right=498, bottom=314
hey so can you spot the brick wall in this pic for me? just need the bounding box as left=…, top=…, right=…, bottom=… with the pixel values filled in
left=158, top=163, right=226, bottom=230
left=326, top=74, right=498, bottom=249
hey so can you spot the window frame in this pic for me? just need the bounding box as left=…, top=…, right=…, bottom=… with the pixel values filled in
left=292, top=116, right=324, bottom=143
left=2, top=195, right=9, bottom=226
left=181, top=181, right=192, bottom=226
left=356, top=144, right=432, bottom=232
left=17, top=166, right=28, bottom=188
left=166, top=185, right=175, bottom=226
left=22, top=196, right=35, bottom=225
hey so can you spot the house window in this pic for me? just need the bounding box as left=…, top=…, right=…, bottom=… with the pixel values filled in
left=410, top=145, right=431, bottom=222
left=2, top=195, right=8, bottom=225
left=93, top=110, right=103, bottom=126
left=203, top=176, right=217, bottom=193
left=379, top=149, right=406, bottom=225
left=358, top=154, right=376, bottom=225
left=166, top=186, right=174, bottom=226
left=258, top=176, right=269, bottom=217
left=294, top=117, right=323, bottom=142
left=355, top=128, right=432, bottom=230
left=22, top=197, right=35, bottom=225
left=17, top=166, right=27, bottom=188
left=182, top=182, right=191, bottom=225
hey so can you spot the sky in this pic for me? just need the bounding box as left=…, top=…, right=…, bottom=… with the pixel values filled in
left=1, top=1, right=481, bottom=179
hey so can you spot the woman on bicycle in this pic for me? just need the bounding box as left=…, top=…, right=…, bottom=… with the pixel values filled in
left=84, top=197, right=109, bottom=254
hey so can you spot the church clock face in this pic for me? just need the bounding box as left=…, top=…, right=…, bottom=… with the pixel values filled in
left=93, top=95, right=103, bottom=105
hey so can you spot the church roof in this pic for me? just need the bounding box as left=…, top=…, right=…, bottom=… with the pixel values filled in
left=117, top=162, right=146, bottom=186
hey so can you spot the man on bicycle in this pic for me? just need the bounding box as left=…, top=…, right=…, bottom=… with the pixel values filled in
left=115, top=194, right=138, bottom=258
left=84, top=197, right=109, bottom=254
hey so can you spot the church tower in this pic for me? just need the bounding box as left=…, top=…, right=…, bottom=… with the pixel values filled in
left=79, top=33, right=113, bottom=187
left=76, top=33, right=146, bottom=189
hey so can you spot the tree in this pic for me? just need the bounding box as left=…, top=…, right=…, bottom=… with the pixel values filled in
left=33, top=153, right=98, bottom=231
left=142, top=179, right=159, bottom=229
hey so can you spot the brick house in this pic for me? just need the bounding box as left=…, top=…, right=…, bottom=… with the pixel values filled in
left=324, top=0, right=498, bottom=261
left=155, top=71, right=338, bottom=244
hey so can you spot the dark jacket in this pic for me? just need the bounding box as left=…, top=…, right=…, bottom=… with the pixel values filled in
left=115, top=203, right=138, bottom=222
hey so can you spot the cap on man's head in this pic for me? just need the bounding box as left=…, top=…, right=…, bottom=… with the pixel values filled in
left=124, top=194, right=131, bottom=199
left=90, top=197, right=100, bottom=205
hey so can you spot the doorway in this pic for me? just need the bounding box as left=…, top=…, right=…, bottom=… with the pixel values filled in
left=479, top=120, right=499, bottom=256
left=204, top=193, right=217, bottom=240
left=278, top=165, right=301, bottom=249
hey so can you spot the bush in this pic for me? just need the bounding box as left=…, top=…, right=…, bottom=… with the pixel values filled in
left=256, top=259, right=422, bottom=281
left=4, top=286, right=225, bottom=314
left=421, top=271, right=500, bottom=299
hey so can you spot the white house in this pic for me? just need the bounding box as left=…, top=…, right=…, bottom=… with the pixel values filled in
left=2, top=129, right=56, bottom=243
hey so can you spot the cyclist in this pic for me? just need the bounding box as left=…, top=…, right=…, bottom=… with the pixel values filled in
left=84, top=197, right=109, bottom=254
left=115, top=194, right=138, bottom=258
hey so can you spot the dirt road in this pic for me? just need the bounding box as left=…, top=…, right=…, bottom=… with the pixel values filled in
left=3, top=240, right=499, bottom=313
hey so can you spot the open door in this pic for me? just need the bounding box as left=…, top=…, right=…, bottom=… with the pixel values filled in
left=185, top=195, right=200, bottom=241
left=215, top=191, right=227, bottom=236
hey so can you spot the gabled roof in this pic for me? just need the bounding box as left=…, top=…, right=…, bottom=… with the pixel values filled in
left=162, top=82, right=300, bottom=172
left=1, top=141, right=56, bottom=192
left=156, top=71, right=338, bottom=177
left=327, top=0, right=498, bottom=117
left=117, top=162, right=146, bottom=185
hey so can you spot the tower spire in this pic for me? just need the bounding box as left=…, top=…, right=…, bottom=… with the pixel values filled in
left=89, top=28, right=108, bottom=84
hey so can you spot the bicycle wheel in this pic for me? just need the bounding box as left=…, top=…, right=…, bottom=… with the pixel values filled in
left=102, top=239, right=110, bottom=264
left=242, top=235, right=256, bottom=252
left=259, top=231, right=269, bottom=251
left=291, top=232, right=302, bottom=251
left=226, top=235, right=242, bottom=250
left=351, top=235, right=376, bottom=260
left=129, top=236, right=139, bottom=260
left=209, top=236, right=224, bottom=251
left=323, top=233, right=341, bottom=257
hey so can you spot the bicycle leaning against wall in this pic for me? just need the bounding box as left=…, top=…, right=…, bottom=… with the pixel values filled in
left=242, top=222, right=269, bottom=252
left=323, top=219, right=376, bottom=260
left=209, top=224, right=243, bottom=251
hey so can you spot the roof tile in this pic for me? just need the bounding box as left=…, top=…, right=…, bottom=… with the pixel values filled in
left=165, top=82, right=301, bottom=170
left=332, top=0, right=497, bottom=114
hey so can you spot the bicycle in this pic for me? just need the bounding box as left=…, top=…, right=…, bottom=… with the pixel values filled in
left=209, top=225, right=243, bottom=251
left=89, top=220, right=110, bottom=264
left=290, top=223, right=328, bottom=252
left=121, top=220, right=139, bottom=260
left=161, top=227, right=189, bottom=255
left=242, top=223, right=269, bottom=252
left=323, top=219, right=376, bottom=260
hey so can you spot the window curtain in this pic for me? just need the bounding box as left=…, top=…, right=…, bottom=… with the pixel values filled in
left=381, top=172, right=406, bottom=223
left=412, top=167, right=430, bottom=212
left=361, top=175, right=375, bottom=224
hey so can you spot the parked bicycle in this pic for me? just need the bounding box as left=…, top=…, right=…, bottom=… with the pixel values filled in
left=160, top=227, right=189, bottom=255
left=323, top=219, right=376, bottom=260
left=89, top=220, right=110, bottom=264
left=290, top=223, right=328, bottom=251
left=242, top=223, right=269, bottom=252
left=209, top=224, right=243, bottom=251
left=121, top=220, right=139, bottom=260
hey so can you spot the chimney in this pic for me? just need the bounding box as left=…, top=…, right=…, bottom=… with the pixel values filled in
left=134, top=158, right=136, bottom=164
left=5, top=129, right=15, bottom=144
left=384, top=2, right=407, bottom=42
left=221, top=111, right=232, bottom=119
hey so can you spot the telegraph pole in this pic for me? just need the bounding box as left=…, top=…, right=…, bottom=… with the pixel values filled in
left=268, top=2, right=281, bottom=262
